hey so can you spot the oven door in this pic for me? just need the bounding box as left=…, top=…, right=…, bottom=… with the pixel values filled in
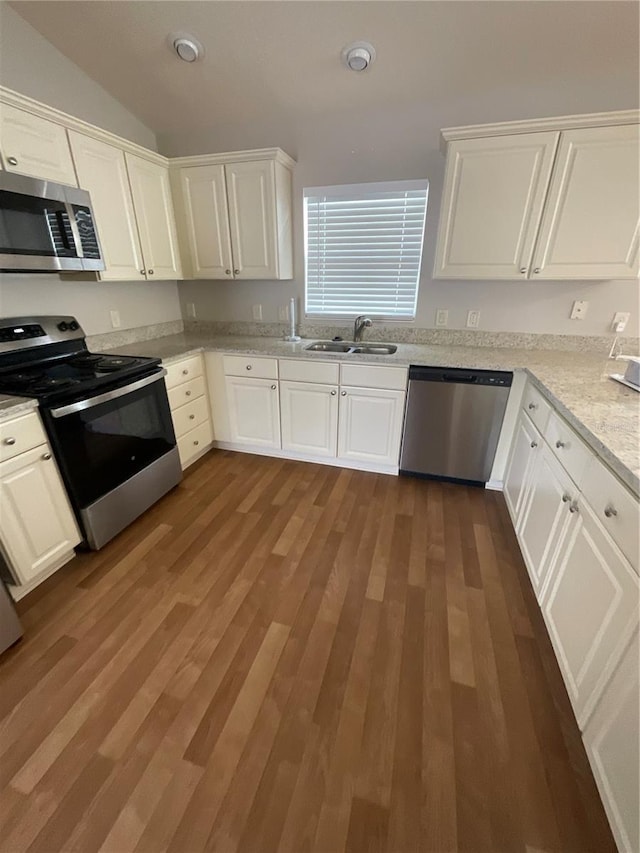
left=46, top=371, right=177, bottom=511
left=0, top=174, right=83, bottom=272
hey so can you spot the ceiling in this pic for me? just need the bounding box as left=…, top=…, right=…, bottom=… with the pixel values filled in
left=8, top=1, right=640, bottom=138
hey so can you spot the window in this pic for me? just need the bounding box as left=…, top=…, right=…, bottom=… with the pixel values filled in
left=304, top=180, right=428, bottom=320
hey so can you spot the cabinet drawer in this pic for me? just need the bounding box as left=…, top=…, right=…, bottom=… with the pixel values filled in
left=164, top=355, right=203, bottom=389
left=545, top=410, right=591, bottom=488
left=340, top=363, right=407, bottom=391
left=177, top=419, right=213, bottom=469
left=223, top=355, right=278, bottom=380
left=171, top=396, right=210, bottom=439
left=521, top=383, right=552, bottom=433
left=0, top=412, right=47, bottom=462
left=582, top=457, right=639, bottom=571
left=168, top=375, right=206, bottom=410
left=279, top=359, right=339, bottom=385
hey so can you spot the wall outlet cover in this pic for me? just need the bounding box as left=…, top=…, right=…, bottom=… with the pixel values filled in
left=109, top=309, right=121, bottom=329
left=570, top=300, right=589, bottom=320
left=435, top=309, right=448, bottom=327
left=278, top=304, right=290, bottom=322
left=186, top=302, right=196, bottom=319
left=612, top=311, right=631, bottom=332
left=252, top=304, right=263, bottom=321
left=466, top=309, right=480, bottom=328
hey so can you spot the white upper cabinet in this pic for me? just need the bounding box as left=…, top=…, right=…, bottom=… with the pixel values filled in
left=226, top=160, right=278, bottom=279
left=531, top=125, right=640, bottom=279
left=435, top=115, right=640, bottom=280
left=178, top=164, right=233, bottom=279
left=433, top=132, right=559, bottom=279
left=174, top=153, right=294, bottom=281
left=68, top=131, right=145, bottom=281
left=125, top=153, right=182, bottom=280
left=0, top=104, right=77, bottom=186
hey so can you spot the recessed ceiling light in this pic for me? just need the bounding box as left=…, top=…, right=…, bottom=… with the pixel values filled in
left=168, top=32, right=203, bottom=63
left=341, top=41, right=376, bottom=72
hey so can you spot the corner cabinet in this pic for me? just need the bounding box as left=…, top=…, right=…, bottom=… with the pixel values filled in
left=434, top=115, right=640, bottom=280
left=172, top=151, right=294, bottom=281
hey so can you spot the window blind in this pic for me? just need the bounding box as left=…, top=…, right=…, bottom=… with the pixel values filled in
left=304, top=180, right=428, bottom=319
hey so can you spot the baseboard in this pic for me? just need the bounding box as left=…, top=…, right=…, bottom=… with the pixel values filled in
left=485, top=478, right=504, bottom=491
left=212, top=441, right=399, bottom=476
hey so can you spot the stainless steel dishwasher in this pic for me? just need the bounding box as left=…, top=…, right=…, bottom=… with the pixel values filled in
left=400, top=366, right=513, bottom=485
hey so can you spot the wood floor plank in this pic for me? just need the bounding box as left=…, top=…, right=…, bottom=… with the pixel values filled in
left=0, top=453, right=616, bottom=853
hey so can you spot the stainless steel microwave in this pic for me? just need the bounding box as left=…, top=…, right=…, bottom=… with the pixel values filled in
left=0, top=171, right=105, bottom=272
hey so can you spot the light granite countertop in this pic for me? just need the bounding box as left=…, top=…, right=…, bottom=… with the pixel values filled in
left=0, top=332, right=637, bottom=497
left=107, top=331, right=640, bottom=496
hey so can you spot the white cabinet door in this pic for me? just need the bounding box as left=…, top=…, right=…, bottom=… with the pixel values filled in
left=226, top=160, right=278, bottom=279
left=338, top=387, right=405, bottom=467
left=532, top=125, right=640, bottom=280
left=503, top=412, right=541, bottom=525
left=542, top=499, right=639, bottom=727
left=280, top=381, right=338, bottom=458
left=125, top=153, right=182, bottom=280
left=433, top=132, right=559, bottom=279
left=0, top=104, right=77, bottom=185
left=225, top=376, right=281, bottom=448
left=517, top=442, right=576, bottom=598
left=584, top=632, right=639, bottom=853
left=0, top=445, right=81, bottom=584
left=68, top=131, right=145, bottom=281
left=179, top=164, right=234, bottom=279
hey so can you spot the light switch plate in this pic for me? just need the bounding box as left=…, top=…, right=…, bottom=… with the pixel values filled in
left=612, top=311, right=630, bottom=332
left=435, top=309, right=448, bottom=327
left=186, top=302, right=196, bottom=319
left=252, top=304, right=263, bottom=321
left=570, top=300, right=589, bottom=320
left=110, top=309, right=121, bottom=329
left=278, top=304, right=289, bottom=322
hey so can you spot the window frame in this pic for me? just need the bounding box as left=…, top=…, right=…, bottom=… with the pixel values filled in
left=303, top=179, right=429, bottom=322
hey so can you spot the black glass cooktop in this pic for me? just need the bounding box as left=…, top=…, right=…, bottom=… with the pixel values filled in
left=0, top=352, right=161, bottom=404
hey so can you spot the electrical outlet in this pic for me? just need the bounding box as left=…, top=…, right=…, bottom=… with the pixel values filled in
left=612, top=311, right=630, bottom=333
left=252, top=304, right=263, bottom=322
left=466, top=309, right=480, bottom=328
left=570, top=300, right=589, bottom=320
left=435, top=309, right=448, bottom=327
left=278, top=304, right=290, bottom=322
left=186, top=302, right=196, bottom=319
left=110, top=309, right=121, bottom=329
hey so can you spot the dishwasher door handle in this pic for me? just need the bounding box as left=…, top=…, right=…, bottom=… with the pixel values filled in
left=442, top=373, right=477, bottom=383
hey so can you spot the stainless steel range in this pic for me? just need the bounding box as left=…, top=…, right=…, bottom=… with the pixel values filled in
left=0, top=316, right=181, bottom=549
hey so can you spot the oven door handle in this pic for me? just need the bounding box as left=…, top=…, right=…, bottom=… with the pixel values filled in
left=49, top=369, right=167, bottom=418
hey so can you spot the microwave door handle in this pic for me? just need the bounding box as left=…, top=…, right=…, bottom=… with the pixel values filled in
left=50, top=370, right=167, bottom=418
left=65, top=202, right=84, bottom=258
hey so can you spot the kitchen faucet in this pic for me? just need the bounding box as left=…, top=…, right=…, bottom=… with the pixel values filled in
left=353, top=315, right=373, bottom=342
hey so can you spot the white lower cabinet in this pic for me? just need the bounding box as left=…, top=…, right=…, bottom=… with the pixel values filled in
left=280, top=381, right=338, bottom=457
left=584, top=632, right=639, bottom=853
left=503, top=411, right=541, bottom=523
left=0, top=443, right=81, bottom=585
left=225, top=376, right=281, bottom=448
left=517, top=443, right=576, bottom=596
left=541, top=498, right=639, bottom=728
left=164, top=354, right=214, bottom=469
left=337, top=386, right=406, bottom=467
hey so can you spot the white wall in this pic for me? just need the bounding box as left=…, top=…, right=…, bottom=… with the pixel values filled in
left=0, top=4, right=156, bottom=150
left=0, top=275, right=181, bottom=336
left=169, top=95, right=640, bottom=338
left=0, top=4, right=183, bottom=335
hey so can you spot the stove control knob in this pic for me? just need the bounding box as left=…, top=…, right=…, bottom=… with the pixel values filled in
left=68, top=321, right=79, bottom=331
left=57, top=321, right=68, bottom=332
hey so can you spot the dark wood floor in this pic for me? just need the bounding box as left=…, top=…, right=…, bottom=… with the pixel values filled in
left=0, top=450, right=614, bottom=853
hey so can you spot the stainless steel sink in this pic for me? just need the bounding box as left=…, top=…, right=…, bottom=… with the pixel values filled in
left=304, top=341, right=354, bottom=353
left=351, top=344, right=397, bottom=355
left=305, top=340, right=397, bottom=355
